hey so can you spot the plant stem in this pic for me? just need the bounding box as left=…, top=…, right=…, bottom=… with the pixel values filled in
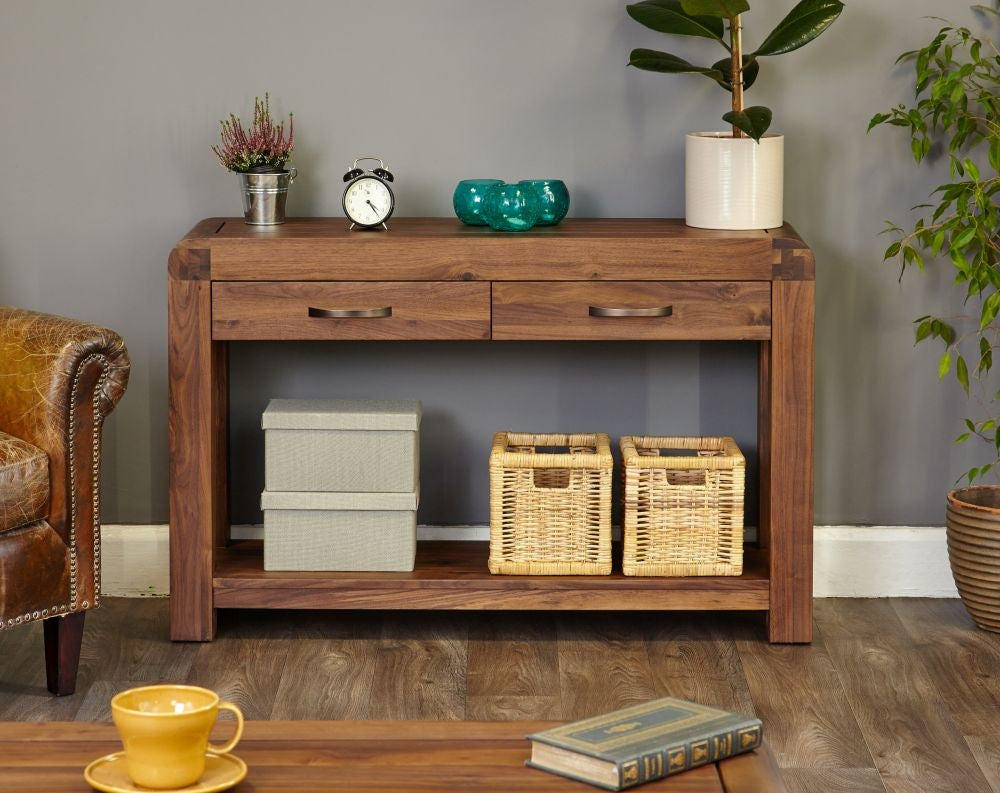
left=730, top=14, right=744, bottom=138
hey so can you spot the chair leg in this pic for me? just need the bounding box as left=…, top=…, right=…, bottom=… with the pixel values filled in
left=44, top=612, right=86, bottom=696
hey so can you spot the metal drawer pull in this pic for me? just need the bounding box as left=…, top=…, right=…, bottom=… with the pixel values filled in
left=308, top=306, right=393, bottom=318
left=588, top=305, right=673, bottom=318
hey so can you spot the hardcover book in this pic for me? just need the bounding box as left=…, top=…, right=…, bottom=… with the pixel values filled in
left=526, top=697, right=763, bottom=790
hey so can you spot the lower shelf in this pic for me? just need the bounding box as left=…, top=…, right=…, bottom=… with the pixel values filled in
left=213, top=541, right=770, bottom=612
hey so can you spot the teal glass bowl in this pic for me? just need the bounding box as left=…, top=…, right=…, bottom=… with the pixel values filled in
left=519, top=179, right=569, bottom=225
left=482, top=182, right=540, bottom=232
left=453, top=179, right=502, bottom=225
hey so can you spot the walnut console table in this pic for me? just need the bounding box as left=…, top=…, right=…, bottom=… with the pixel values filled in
left=168, top=218, right=814, bottom=643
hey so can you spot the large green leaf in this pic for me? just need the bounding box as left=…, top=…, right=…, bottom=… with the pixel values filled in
left=626, top=1, right=724, bottom=40
left=753, top=0, right=844, bottom=57
left=722, top=105, right=772, bottom=141
left=680, top=0, right=750, bottom=18
left=711, top=56, right=759, bottom=92
left=628, top=49, right=726, bottom=84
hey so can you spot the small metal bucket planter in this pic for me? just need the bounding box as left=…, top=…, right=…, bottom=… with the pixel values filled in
left=238, top=168, right=297, bottom=225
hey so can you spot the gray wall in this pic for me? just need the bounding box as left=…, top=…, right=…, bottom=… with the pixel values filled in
left=0, top=0, right=984, bottom=526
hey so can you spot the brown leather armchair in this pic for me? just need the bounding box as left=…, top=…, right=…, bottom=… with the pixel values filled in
left=0, top=307, right=129, bottom=694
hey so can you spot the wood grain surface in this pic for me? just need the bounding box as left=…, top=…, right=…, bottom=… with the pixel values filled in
left=643, top=615, right=757, bottom=716
left=491, top=281, right=771, bottom=341
left=0, top=720, right=789, bottom=793
left=736, top=641, right=870, bottom=768
left=766, top=280, right=814, bottom=643
left=179, top=217, right=783, bottom=282
left=781, top=769, right=886, bottom=793
left=211, top=541, right=771, bottom=614
left=966, top=737, right=1000, bottom=791
left=824, top=633, right=992, bottom=793
left=3, top=598, right=1000, bottom=792
left=212, top=281, right=491, bottom=340
left=167, top=273, right=226, bottom=641
left=369, top=613, right=468, bottom=720
left=168, top=217, right=815, bottom=645
left=557, top=614, right=660, bottom=720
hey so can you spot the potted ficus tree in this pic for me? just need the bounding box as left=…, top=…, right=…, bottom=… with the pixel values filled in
left=212, top=94, right=296, bottom=226
left=869, top=8, right=1000, bottom=632
left=627, top=0, right=843, bottom=229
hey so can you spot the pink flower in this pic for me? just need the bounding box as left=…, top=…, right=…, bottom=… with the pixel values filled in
left=211, top=94, right=294, bottom=172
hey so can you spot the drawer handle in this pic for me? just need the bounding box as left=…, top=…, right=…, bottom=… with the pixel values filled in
left=308, top=306, right=393, bottom=318
left=588, top=305, right=673, bottom=318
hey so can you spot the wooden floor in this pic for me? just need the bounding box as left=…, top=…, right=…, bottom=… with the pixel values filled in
left=1, top=599, right=998, bottom=793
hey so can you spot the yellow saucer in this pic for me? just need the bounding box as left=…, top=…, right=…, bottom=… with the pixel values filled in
left=84, top=751, right=247, bottom=793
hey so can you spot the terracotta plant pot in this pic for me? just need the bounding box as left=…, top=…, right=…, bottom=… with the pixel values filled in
left=685, top=132, right=783, bottom=230
left=946, top=486, right=1000, bottom=632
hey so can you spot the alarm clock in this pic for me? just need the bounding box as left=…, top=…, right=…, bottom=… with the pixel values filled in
left=342, top=157, right=395, bottom=230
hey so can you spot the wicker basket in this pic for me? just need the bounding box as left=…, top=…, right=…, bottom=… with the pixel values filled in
left=489, top=432, right=613, bottom=575
left=621, top=436, right=745, bottom=576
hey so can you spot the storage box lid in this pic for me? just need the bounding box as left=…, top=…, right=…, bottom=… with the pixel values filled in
left=262, top=399, right=421, bottom=431
left=261, top=488, right=419, bottom=511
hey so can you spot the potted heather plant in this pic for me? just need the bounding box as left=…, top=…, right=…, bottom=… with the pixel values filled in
left=212, top=94, right=296, bottom=226
left=869, top=8, right=1000, bottom=633
left=626, top=0, right=843, bottom=229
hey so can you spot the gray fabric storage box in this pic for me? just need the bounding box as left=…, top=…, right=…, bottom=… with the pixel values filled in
left=262, top=489, right=418, bottom=571
left=263, top=399, right=420, bottom=493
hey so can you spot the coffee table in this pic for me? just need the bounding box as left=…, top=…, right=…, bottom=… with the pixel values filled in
left=0, top=720, right=786, bottom=792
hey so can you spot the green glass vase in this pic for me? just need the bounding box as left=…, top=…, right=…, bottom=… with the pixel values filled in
left=519, top=179, right=569, bottom=225
left=453, top=179, right=502, bottom=225
left=482, top=183, right=540, bottom=232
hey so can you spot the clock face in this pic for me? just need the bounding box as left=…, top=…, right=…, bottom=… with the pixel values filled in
left=343, top=176, right=394, bottom=227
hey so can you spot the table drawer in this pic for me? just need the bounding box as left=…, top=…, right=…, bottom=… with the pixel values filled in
left=213, top=281, right=491, bottom=340
left=492, top=281, right=771, bottom=340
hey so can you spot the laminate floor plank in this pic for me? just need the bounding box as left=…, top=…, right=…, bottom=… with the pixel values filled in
left=966, top=737, right=1000, bottom=792
left=781, top=768, right=886, bottom=793
left=466, top=613, right=559, bottom=699
left=71, top=680, right=134, bottom=722
left=556, top=613, right=658, bottom=720
left=890, top=599, right=1000, bottom=736
left=643, top=614, right=756, bottom=715
left=890, top=597, right=978, bottom=642
left=813, top=598, right=908, bottom=639
left=2, top=598, right=999, bottom=792
left=0, top=622, right=61, bottom=718
left=185, top=624, right=290, bottom=720
left=738, top=638, right=872, bottom=769
left=465, top=695, right=562, bottom=720
left=368, top=612, right=468, bottom=720
left=826, top=634, right=992, bottom=793
left=254, top=610, right=384, bottom=720
left=89, top=598, right=199, bottom=683
left=270, top=638, right=380, bottom=720
left=216, top=608, right=383, bottom=640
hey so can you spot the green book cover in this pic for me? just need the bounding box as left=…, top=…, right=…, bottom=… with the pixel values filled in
left=526, top=697, right=763, bottom=790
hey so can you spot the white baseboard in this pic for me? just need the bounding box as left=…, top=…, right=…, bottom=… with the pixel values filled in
left=812, top=525, right=958, bottom=598
left=99, top=524, right=171, bottom=597
left=99, top=524, right=960, bottom=599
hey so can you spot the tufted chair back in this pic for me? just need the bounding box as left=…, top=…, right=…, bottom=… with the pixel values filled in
left=0, top=307, right=129, bottom=694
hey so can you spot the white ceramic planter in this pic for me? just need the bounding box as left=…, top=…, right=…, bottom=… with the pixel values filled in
left=685, top=132, right=784, bottom=230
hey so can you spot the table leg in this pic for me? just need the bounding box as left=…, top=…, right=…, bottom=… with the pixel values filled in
left=765, top=280, right=814, bottom=643
left=168, top=262, right=228, bottom=641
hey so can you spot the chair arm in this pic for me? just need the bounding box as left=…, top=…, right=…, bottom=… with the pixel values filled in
left=0, top=307, right=130, bottom=554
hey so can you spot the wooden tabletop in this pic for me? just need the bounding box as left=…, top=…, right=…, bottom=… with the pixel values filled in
left=0, top=720, right=786, bottom=792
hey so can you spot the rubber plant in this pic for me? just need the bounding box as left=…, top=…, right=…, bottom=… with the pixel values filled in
left=627, top=0, right=844, bottom=141
left=869, top=9, right=1000, bottom=484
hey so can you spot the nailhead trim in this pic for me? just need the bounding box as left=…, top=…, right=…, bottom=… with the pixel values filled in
left=0, top=353, right=112, bottom=631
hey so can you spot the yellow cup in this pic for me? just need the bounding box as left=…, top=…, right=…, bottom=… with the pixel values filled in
left=110, top=684, right=244, bottom=790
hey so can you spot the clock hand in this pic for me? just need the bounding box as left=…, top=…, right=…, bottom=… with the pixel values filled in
left=367, top=199, right=379, bottom=214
